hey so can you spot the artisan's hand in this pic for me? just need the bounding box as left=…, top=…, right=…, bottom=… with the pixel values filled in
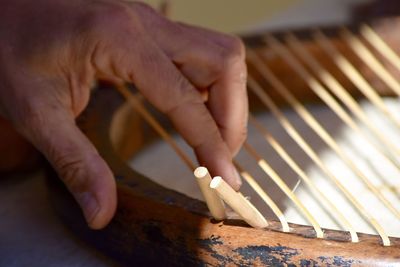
left=0, top=0, right=247, bottom=229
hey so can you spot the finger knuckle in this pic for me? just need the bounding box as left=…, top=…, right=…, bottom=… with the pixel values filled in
left=85, top=2, right=136, bottom=35
left=206, top=55, right=224, bottom=78
left=222, top=35, right=245, bottom=61
left=12, top=99, right=46, bottom=132
left=130, top=1, right=158, bottom=15
left=163, top=75, right=201, bottom=115
left=54, top=153, right=87, bottom=191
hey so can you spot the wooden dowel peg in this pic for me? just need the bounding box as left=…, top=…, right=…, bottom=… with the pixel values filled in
left=210, top=176, right=268, bottom=229
left=194, top=167, right=226, bottom=220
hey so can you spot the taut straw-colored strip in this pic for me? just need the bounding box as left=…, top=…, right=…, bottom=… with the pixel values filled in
left=243, top=142, right=324, bottom=238
left=270, top=35, right=400, bottom=171
left=249, top=114, right=358, bottom=242
left=116, top=84, right=195, bottom=170
left=361, top=24, right=400, bottom=73
left=247, top=75, right=390, bottom=246
left=291, top=179, right=301, bottom=193
left=313, top=30, right=400, bottom=129
left=284, top=33, right=400, bottom=160
left=262, top=36, right=400, bottom=221
left=234, top=161, right=290, bottom=232
left=341, top=27, right=400, bottom=97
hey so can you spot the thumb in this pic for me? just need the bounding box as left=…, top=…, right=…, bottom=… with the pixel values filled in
left=17, top=104, right=117, bottom=229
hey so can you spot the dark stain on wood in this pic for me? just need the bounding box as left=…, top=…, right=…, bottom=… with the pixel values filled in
left=198, top=235, right=229, bottom=264
left=233, top=245, right=299, bottom=266
left=142, top=221, right=172, bottom=247
left=332, top=256, right=355, bottom=266
left=300, top=259, right=319, bottom=266
left=315, top=255, right=359, bottom=266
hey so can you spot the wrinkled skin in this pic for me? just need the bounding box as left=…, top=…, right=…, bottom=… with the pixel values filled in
left=0, top=0, right=248, bottom=229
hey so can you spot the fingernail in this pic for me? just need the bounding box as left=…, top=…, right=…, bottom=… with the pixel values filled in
left=74, top=191, right=99, bottom=226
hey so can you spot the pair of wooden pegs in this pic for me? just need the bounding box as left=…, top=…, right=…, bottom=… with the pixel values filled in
left=194, top=167, right=268, bottom=229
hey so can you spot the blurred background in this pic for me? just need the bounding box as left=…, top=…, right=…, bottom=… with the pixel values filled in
left=142, top=0, right=370, bottom=33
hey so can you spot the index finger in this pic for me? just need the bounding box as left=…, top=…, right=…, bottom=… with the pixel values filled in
left=178, top=24, right=249, bottom=155
left=93, top=24, right=242, bottom=189
left=140, top=42, right=242, bottom=189
left=208, top=56, right=248, bottom=156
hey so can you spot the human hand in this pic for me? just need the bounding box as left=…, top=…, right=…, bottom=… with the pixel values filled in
left=0, top=0, right=247, bottom=229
